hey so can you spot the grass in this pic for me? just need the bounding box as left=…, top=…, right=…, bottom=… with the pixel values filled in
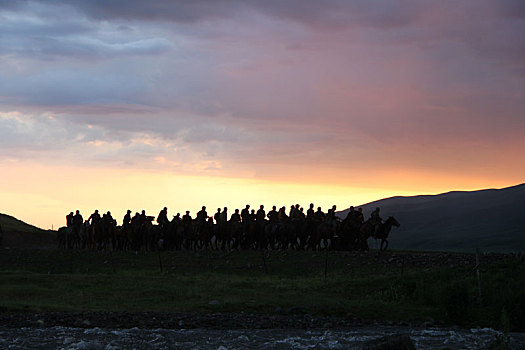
left=0, top=249, right=523, bottom=331
left=0, top=213, right=49, bottom=233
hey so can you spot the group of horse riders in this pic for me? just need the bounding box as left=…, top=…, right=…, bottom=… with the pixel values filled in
left=59, top=203, right=397, bottom=251
left=67, top=205, right=382, bottom=229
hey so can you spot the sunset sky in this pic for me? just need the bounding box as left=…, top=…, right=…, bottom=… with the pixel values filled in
left=1, top=1, right=524, bottom=229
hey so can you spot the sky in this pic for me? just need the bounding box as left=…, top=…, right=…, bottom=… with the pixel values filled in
left=1, top=0, right=524, bottom=229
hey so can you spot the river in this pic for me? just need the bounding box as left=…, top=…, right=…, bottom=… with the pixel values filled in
left=1, top=326, right=524, bottom=349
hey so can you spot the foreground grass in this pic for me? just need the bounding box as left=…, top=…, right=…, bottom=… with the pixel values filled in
left=0, top=249, right=523, bottom=331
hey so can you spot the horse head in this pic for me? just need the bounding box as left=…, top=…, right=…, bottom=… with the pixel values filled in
left=386, top=216, right=400, bottom=227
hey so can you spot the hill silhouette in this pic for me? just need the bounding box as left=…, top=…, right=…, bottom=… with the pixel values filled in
left=2, top=183, right=524, bottom=251
left=338, top=183, right=525, bottom=252
left=0, top=213, right=55, bottom=248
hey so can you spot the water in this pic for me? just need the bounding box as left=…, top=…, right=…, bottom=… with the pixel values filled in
left=1, top=326, right=524, bottom=349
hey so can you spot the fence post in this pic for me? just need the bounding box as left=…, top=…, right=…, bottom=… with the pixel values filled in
left=324, top=247, right=329, bottom=280
left=475, top=248, right=482, bottom=301
left=207, top=249, right=212, bottom=271
left=157, top=240, right=163, bottom=273
left=262, top=249, right=268, bottom=274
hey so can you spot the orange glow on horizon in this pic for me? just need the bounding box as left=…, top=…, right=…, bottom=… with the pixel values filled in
left=1, top=162, right=521, bottom=230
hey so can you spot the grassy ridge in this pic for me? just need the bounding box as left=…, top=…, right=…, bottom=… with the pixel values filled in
left=0, top=213, right=56, bottom=249
left=341, top=183, right=525, bottom=253
left=1, top=249, right=523, bottom=331
left=0, top=214, right=47, bottom=233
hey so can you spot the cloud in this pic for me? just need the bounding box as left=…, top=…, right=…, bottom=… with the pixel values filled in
left=0, top=109, right=235, bottom=175
left=2, top=0, right=425, bottom=29
left=0, top=0, right=524, bottom=184
left=0, top=3, right=172, bottom=62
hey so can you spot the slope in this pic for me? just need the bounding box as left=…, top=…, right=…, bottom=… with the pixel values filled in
left=337, top=183, right=525, bottom=252
left=0, top=213, right=56, bottom=248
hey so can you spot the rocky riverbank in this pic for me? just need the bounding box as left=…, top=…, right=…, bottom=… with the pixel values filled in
left=0, top=311, right=373, bottom=330
left=0, top=310, right=443, bottom=331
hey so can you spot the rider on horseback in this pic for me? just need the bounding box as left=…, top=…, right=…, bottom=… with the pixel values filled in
left=267, top=206, right=279, bottom=223
left=196, top=206, right=208, bottom=222
left=325, top=205, right=339, bottom=228
left=171, top=213, right=182, bottom=224
left=66, top=212, right=74, bottom=227
left=230, top=209, right=241, bottom=223
left=220, top=207, right=228, bottom=223
left=369, top=207, right=383, bottom=236
left=289, top=205, right=298, bottom=220
left=290, top=204, right=304, bottom=221
left=278, top=207, right=289, bottom=222
left=249, top=209, right=256, bottom=222
left=299, top=207, right=306, bottom=220
left=88, top=210, right=102, bottom=240
left=123, top=210, right=132, bottom=228
left=357, top=208, right=364, bottom=223
left=157, top=207, right=169, bottom=226
left=214, top=208, right=221, bottom=223
left=102, top=211, right=116, bottom=235
left=306, top=204, right=315, bottom=221
left=103, top=211, right=115, bottom=225
left=256, top=205, right=266, bottom=222
left=88, top=210, right=101, bottom=225
left=344, top=206, right=362, bottom=225
left=182, top=211, right=192, bottom=228
left=343, top=206, right=354, bottom=222
left=241, top=205, right=250, bottom=223
left=314, top=207, right=325, bottom=223
left=73, top=210, right=83, bottom=235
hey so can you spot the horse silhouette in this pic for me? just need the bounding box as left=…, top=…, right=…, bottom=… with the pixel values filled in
left=360, top=216, right=400, bottom=251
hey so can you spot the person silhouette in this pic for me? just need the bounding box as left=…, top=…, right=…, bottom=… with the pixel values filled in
left=73, top=210, right=83, bottom=232
left=230, top=209, right=241, bottom=223
left=123, top=210, right=132, bottom=228
left=220, top=207, right=228, bottom=223
left=241, top=205, right=250, bottom=223
left=66, top=212, right=74, bottom=227
left=370, top=207, right=382, bottom=225
left=213, top=208, right=222, bottom=224
left=256, top=205, right=266, bottom=222
left=196, top=206, right=208, bottom=222
left=267, top=206, right=279, bottom=223
left=369, top=207, right=383, bottom=235
left=307, top=204, right=315, bottom=220
left=315, top=207, right=325, bottom=222
left=157, top=207, right=169, bottom=226
left=88, top=210, right=101, bottom=225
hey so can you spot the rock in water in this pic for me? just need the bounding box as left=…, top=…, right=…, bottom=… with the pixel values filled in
left=361, top=334, right=415, bottom=350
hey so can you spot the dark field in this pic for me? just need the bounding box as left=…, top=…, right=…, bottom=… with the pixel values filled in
left=0, top=249, right=524, bottom=332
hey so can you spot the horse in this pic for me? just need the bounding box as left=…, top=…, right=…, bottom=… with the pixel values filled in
left=360, top=216, right=400, bottom=251
left=373, top=216, right=400, bottom=251
left=337, top=218, right=361, bottom=251
left=164, top=220, right=184, bottom=251
left=57, top=226, right=68, bottom=249
left=311, top=220, right=337, bottom=251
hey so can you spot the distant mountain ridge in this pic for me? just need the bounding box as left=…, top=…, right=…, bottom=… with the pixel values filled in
left=337, top=183, right=525, bottom=252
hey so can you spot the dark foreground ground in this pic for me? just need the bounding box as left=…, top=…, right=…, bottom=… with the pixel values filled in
left=0, top=311, right=366, bottom=329
left=1, top=248, right=524, bottom=333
